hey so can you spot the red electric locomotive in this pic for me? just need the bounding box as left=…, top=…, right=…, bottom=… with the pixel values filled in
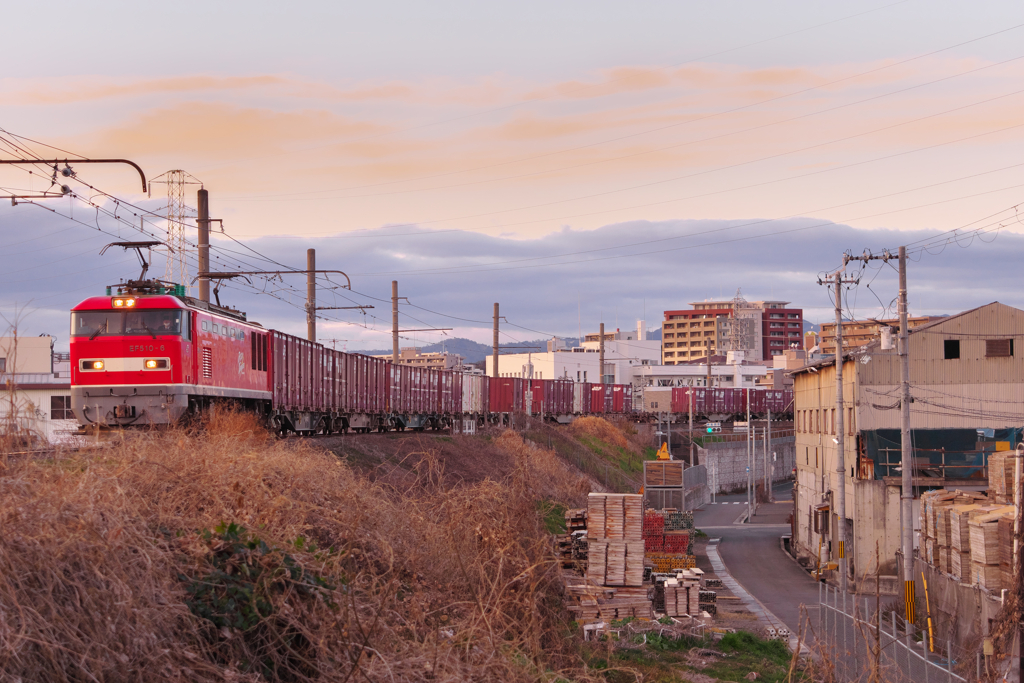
left=71, top=282, right=271, bottom=427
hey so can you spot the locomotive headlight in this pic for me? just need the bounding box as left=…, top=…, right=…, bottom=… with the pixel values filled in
left=144, top=359, right=168, bottom=370
left=125, top=299, right=135, bottom=307
left=113, top=298, right=124, bottom=308
left=81, top=360, right=104, bottom=370
left=112, top=297, right=136, bottom=308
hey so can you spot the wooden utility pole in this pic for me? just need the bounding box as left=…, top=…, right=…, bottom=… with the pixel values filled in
left=492, top=303, right=499, bottom=378
left=391, top=281, right=399, bottom=363
left=599, top=322, right=605, bottom=384
left=306, top=249, right=316, bottom=342
left=197, top=188, right=210, bottom=303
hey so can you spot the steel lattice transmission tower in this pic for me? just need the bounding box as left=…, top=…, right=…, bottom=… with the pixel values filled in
left=151, top=170, right=202, bottom=292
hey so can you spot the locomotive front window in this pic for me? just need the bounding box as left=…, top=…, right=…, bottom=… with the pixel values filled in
left=71, top=310, right=183, bottom=337
left=71, top=311, right=125, bottom=338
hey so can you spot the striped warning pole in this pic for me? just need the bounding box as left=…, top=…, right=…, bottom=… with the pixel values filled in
left=905, top=579, right=916, bottom=625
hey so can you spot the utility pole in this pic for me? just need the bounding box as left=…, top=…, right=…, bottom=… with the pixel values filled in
left=688, top=384, right=694, bottom=465
left=763, top=421, right=768, bottom=505
left=767, top=407, right=773, bottom=502
left=817, top=267, right=859, bottom=594
left=706, top=340, right=713, bottom=388
left=833, top=270, right=850, bottom=594
left=392, top=281, right=399, bottom=363
left=306, top=249, right=316, bottom=342
left=492, top=303, right=499, bottom=378
left=897, top=245, right=915, bottom=622
left=749, top=387, right=757, bottom=520
left=832, top=249, right=894, bottom=596
left=197, top=188, right=210, bottom=303
left=599, top=322, right=605, bottom=384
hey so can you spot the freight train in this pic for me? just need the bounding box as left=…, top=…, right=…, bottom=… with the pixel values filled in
left=69, top=281, right=633, bottom=433
left=667, top=387, right=794, bottom=422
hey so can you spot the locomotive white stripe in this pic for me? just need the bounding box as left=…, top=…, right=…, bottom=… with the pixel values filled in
left=83, top=357, right=146, bottom=372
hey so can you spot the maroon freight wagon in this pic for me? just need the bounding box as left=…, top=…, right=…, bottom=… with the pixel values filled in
left=489, top=377, right=524, bottom=413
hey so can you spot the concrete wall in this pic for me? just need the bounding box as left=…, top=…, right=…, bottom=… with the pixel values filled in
left=0, top=336, right=53, bottom=374
left=699, top=434, right=795, bottom=494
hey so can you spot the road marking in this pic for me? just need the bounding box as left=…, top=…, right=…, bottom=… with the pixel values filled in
left=706, top=539, right=810, bottom=656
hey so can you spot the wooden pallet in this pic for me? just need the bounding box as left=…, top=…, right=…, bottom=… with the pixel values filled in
left=969, top=507, right=1012, bottom=566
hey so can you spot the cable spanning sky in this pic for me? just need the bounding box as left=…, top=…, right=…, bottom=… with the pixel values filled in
left=1, top=1, right=1023, bottom=348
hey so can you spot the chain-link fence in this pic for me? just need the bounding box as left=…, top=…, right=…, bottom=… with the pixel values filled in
left=819, top=584, right=968, bottom=683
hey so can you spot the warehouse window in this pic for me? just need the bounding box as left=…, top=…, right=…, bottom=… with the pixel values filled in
left=50, top=395, right=72, bottom=420
left=0, top=357, right=5, bottom=372
left=944, top=339, right=960, bottom=359
left=986, top=339, right=1013, bottom=357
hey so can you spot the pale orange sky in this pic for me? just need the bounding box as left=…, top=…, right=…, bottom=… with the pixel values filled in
left=2, top=1, right=1024, bottom=346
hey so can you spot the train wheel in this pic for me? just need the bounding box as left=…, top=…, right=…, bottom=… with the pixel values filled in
left=271, top=415, right=285, bottom=436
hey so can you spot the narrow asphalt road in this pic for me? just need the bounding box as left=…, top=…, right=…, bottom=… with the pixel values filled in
left=694, top=481, right=821, bottom=639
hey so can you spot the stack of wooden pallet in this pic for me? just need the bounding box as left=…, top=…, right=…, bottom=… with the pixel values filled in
left=951, top=503, right=1002, bottom=581
left=555, top=534, right=574, bottom=568
left=565, top=508, right=587, bottom=534
left=644, top=461, right=684, bottom=487
left=564, top=582, right=653, bottom=621
left=586, top=493, right=645, bottom=588
left=987, top=452, right=1015, bottom=505
left=663, top=577, right=700, bottom=617
left=968, top=506, right=1013, bottom=591
left=999, top=516, right=1014, bottom=591
left=921, top=489, right=989, bottom=576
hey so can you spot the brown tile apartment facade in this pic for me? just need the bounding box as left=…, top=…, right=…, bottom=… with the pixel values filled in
left=661, top=299, right=803, bottom=365
left=817, top=316, right=936, bottom=354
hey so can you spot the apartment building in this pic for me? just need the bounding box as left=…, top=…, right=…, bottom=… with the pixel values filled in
left=373, top=347, right=464, bottom=370
left=661, top=297, right=803, bottom=364
left=818, top=316, right=936, bottom=354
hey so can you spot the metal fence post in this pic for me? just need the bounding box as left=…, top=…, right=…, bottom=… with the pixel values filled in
left=946, top=638, right=952, bottom=682
left=832, top=585, right=837, bottom=652
left=842, top=590, right=848, bottom=681
left=906, top=618, right=914, bottom=681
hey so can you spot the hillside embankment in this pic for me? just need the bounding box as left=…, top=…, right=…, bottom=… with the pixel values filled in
left=0, top=412, right=658, bottom=681
left=0, top=413, right=804, bottom=681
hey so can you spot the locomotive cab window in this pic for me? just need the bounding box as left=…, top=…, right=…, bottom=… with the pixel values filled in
left=72, top=310, right=184, bottom=337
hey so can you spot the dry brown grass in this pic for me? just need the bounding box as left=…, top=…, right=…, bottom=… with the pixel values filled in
left=0, top=414, right=600, bottom=681
left=569, top=416, right=632, bottom=451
